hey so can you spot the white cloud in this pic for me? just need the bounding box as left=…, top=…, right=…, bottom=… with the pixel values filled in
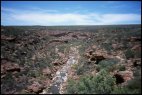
left=1, top=7, right=18, bottom=13
left=1, top=7, right=141, bottom=25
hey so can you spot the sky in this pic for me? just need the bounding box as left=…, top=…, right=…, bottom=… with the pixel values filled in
left=1, top=1, right=141, bottom=26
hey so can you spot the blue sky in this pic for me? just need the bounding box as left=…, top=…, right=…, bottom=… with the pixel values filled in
left=1, top=1, right=141, bottom=25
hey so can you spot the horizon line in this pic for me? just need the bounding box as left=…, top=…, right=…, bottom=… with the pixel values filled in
left=1, top=24, right=141, bottom=27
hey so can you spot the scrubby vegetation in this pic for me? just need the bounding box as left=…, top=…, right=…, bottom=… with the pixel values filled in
left=67, top=69, right=116, bottom=94
left=1, top=24, right=141, bottom=94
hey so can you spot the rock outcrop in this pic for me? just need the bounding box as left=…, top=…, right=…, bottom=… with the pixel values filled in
left=85, top=48, right=106, bottom=64
left=1, top=35, right=16, bottom=41
left=42, top=67, right=51, bottom=76
left=52, top=58, right=68, bottom=66
left=114, top=70, right=133, bottom=84
left=27, top=81, right=45, bottom=93
left=1, top=59, right=21, bottom=75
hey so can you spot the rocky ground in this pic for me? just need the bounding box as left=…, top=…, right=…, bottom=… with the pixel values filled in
left=40, top=46, right=80, bottom=94
left=1, top=25, right=141, bottom=94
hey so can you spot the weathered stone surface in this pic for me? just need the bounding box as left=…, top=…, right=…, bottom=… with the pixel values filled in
left=48, top=39, right=68, bottom=45
left=112, top=44, right=117, bottom=49
left=52, top=60, right=61, bottom=66
left=92, top=45, right=97, bottom=49
left=27, top=81, right=44, bottom=93
left=133, top=58, right=141, bottom=67
left=1, top=35, right=16, bottom=41
left=91, top=70, right=97, bottom=76
left=114, top=71, right=133, bottom=83
left=85, top=48, right=107, bottom=64
left=93, top=55, right=105, bottom=60
left=42, top=80, right=51, bottom=86
left=42, top=67, right=51, bottom=76
left=49, top=32, right=71, bottom=37
left=58, top=52, right=65, bottom=58
left=130, top=37, right=141, bottom=42
left=52, top=58, right=68, bottom=66
left=52, top=66, right=60, bottom=73
left=132, top=44, right=141, bottom=51
left=1, top=60, right=21, bottom=75
left=61, top=58, right=68, bottom=64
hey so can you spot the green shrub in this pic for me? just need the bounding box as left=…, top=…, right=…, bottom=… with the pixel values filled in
left=111, top=74, right=141, bottom=94
left=111, top=85, right=140, bottom=94
left=125, top=49, right=135, bottom=59
left=134, top=50, right=141, bottom=58
left=71, top=63, right=78, bottom=69
left=111, top=86, right=138, bottom=94
left=126, top=76, right=141, bottom=93
left=91, top=70, right=116, bottom=94
left=76, top=65, right=84, bottom=75
left=1, top=73, right=17, bottom=94
left=67, top=69, right=116, bottom=94
left=96, top=59, right=118, bottom=71
left=101, top=42, right=113, bottom=52
left=118, top=65, right=126, bottom=71
left=133, top=68, right=141, bottom=77
left=76, top=60, right=94, bottom=75
left=66, top=79, right=78, bottom=94
left=27, top=70, right=40, bottom=78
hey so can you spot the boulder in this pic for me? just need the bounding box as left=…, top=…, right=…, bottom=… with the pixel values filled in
left=27, top=82, right=44, bottom=93
left=58, top=52, right=65, bottom=58
left=42, top=67, right=51, bottom=76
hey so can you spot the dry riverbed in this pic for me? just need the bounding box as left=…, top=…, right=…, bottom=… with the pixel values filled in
left=41, top=46, right=80, bottom=94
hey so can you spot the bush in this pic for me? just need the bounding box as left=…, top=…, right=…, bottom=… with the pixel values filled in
left=101, top=42, right=113, bottom=52
left=71, top=63, right=78, bottom=69
left=67, top=69, right=116, bottom=94
left=134, top=50, right=141, bottom=58
left=111, top=86, right=138, bottom=94
left=27, top=70, right=41, bottom=78
left=124, top=49, right=134, bottom=59
left=126, top=76, right=141, bottom=93
left=111, top=73, right=141, bottom=94
left=1, top=73, right=17, bottom=94
left=76, top=65, right=84, bottom=75
left=111, top=85, right=141, bottom=94
left=96, top=59, right=118, bottom=71
left=91, top=70, right=116, bottom=94
left=118, top=65, right=126, bottom=71
left=76, top=60, right=95, bottom=75
left=66, top=79, right=78, bottom=94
